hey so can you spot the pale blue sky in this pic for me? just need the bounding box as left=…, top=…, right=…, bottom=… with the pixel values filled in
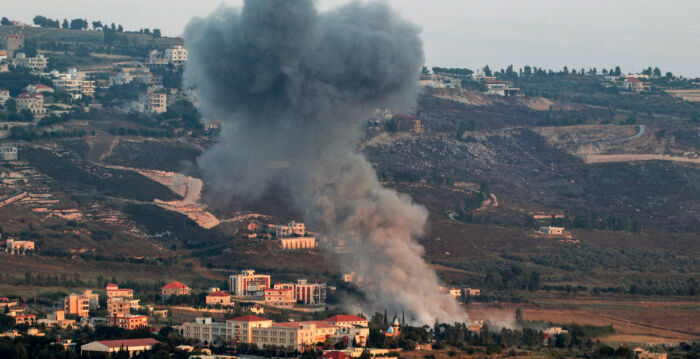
left=5, top=0, right=700, bottom=77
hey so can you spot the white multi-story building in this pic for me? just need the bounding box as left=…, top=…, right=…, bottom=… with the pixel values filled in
left=13, top=53, right=48, bottom=71
left=16, top=92, right=46, bottom=115
left=165, top=45, right=188, bottom=66
left=53, top=78, right=83, bottom=99
left=229, top=270, right=271, bottom=296
left=0, top=144, right=18, bottom=161
left=0, top=89, right=9, bottom=105
left=226, top=315, right=274, bottom=343
left=179, top=317, right=228, bottom=344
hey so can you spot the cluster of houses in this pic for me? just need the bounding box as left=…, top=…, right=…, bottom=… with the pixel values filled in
left=230, top=269, right=329, bottom=307
left=0, top=34, right=48, bottom=72
left=0, top=32, right=189, bottom=120
left=604, top=74, right=652, bottom=92
left=1, top=236, right=35, bottom=254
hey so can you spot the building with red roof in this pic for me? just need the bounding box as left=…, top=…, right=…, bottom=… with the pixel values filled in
left=80, top=338, right=159, bottom=356
left=206, top=290, right=233, bottom=306
left=161, top=281, right=190, bottom=298
left=106, top=283, right=134, bottom=299
left=25, top=84, right=54, bottom=93
left=15, top=92, right=45, bottom=115
left=624, top=76, right=651, bottom=92
left=323, top=315, right=369, bottom=328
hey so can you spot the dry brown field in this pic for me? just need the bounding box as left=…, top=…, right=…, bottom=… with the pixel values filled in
left=463, top=297, right=699, bottom=345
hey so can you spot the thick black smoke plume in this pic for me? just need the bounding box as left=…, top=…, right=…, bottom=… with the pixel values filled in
left=184, top=0, right=467, bottom=324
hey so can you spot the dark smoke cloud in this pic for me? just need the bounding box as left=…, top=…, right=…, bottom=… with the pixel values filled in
left=184, top=0, right=467, bottom=324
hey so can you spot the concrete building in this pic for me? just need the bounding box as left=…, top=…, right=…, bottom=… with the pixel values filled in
left=292, top=279, right=327, bottom=305
left=11, top=314, right=36, bottom=326
left=178, top=317, right=227, bottom=344
left=625, top=77, right=651, bottom=92
left=106, top=283, right=134, bottom=299
left=4, top=238, right=33, bottom=253
left=165, top=45, right=188, bottom=66
left=463, top=288, right=481, bottom=297
left=263, top=287, right=295, bottom=308
left=0, top=89, right=9, bottom=105
left=484, top=79, right=507, bottom=95
left=280, top=236, right=317, bottom=250
left=323, top=315, right=369, bottom=329
left=138, top=91, right=167, bottom=113
left=272, top=221, right=307, bottom=237
left=161, top=281, right=190, bottom=298
left=81, top=80, right=95, bottom=97
left=226, top=315, right=274, bottom=344
left=64, top=290, right=99, bottom=317
left=252, top=321, right=339, bottom=351
left=37, top=310, right=76, bottom=329
left=1, top=34, right=24, bottom=56
left=205, top=290, right=233, bottom=306
left=107, top=297, right=140, bottom=316
left=13, top=53, right=48, bottom=71
left=106, top=314, right=148, bottom=330
left=53, top=78, right=83, bottom=99
left=81, top=338, right=159, bottom=357
left=146, top=49, right=168, bottom=67
left=229, top=269, right=271, bottom=296
left=16, top=92, right=46, bottom=115
left=539, top=226, right=565, bottom=235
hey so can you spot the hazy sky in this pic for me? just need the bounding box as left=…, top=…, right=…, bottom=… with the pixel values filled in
left=5, top=0, right=700, bottom=77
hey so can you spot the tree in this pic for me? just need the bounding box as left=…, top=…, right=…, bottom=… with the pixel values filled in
left=70, top=18, right=88, bottom=30
left=0, top=17, right=11, bottom=26
left=5, top=99, right=16, bottom=114
left=665, top=71, right=673, bottom=78
left=614, top=66, right=622, bottom=76
left=33, top=15, right=59, bottom=28
left=92, top=21, right=103, bottom=30
left=61, top=19, right=69, bottom=29
left=483, top=65, right=492, bottom=77
left=653, top=67, right=662, bottom=77
left=117, top=24, right=124, bottom=32
left=152, top=28, right=161, bottom=38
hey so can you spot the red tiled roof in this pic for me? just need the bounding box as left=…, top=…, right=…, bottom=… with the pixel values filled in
left=12, top=314, right=35, bottom=318
left=626, top=77, right=641, bottom=83
left=322, top=351, right=353, bottom=359
left=106, top=284, right=118, bottom=289
left=17, top=92, right=42, bottom=99
left=96, top=338, right=158, bottom=348
left=32, top=84, right=51, bottom=89
left=324, top=315, right=367, bottom=323
left=162, top=281, right=189, bottom=290
left=484, top=79, right=505, bottom=84
left=274, top=321, right=338, bottom=329
left=207, top=290, right=230, bottom=297
left=228, top=315, right=270, bottom=322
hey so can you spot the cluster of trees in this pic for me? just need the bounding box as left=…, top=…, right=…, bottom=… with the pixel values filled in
left=7, top=126, right=88, bottom=141
left=525, top=212, right=643, bottom=233
left=0, top=17, right=12, bottom=26
left=431, top=67, right=474, bottom=78
left=482, top=265, right=541, bottom=291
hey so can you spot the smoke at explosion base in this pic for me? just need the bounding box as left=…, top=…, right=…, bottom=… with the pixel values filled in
left=184, top=0, right=467, bottom=324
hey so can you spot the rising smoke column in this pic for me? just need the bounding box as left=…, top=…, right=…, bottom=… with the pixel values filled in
left=184, top=0, right=467, bottom=324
